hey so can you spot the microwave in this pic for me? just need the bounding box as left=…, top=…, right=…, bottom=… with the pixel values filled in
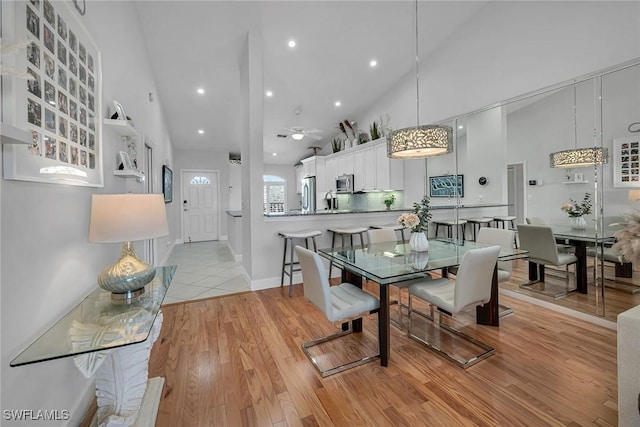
left=336, top=174, right=354, bottom=194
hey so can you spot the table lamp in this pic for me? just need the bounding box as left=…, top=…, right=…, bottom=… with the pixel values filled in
left=89, top=193, right=169, bottom=300
left=628, top=189, right=640, bottom=202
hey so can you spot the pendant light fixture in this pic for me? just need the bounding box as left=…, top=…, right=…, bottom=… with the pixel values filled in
left=387, top=0, right=453, bottom=159
left=549, top=82, right=608, bottom=168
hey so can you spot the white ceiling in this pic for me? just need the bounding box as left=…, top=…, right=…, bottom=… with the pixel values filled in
left=136, top=1, right=487, bottom=165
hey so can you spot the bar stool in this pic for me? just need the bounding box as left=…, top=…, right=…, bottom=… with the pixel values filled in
left=279, top=229, right=322, bottom=297
left=327, top=227, right=368, bottom=278
left=433, top=219, right=468, bottom=242
left=370, top=224, right=407, bottom=241
left=493, top=216, right=517, bottom=230
left=465, top=217, right=494, bottom=241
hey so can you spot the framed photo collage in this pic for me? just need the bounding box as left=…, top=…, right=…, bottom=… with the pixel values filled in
left=3, top=0, right=103, bottom=186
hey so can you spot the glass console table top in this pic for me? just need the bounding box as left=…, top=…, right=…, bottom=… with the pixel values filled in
left=318, top=239, right=527, bottom=286
left=547, top=224, right=617, bottom=243
left=10, top=265, right=176, bottom=367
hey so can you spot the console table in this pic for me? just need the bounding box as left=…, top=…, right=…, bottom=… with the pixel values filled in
left=10, top=265, right=176, bottom=427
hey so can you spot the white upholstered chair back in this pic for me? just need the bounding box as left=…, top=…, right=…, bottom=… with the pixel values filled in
left=477, top=228, right=514, bottom=274
left=295, top=246, right=333, bottom=319
left=453, top=246, right=501, bottom=313
left=517, top=224, right=562, bottom=265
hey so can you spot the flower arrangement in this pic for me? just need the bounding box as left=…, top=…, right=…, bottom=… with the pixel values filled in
left=560, top=192, right=592, bottom=217
left=397, top=195, right=431, bottom=232
left=383, top=193, right=396, bottom=208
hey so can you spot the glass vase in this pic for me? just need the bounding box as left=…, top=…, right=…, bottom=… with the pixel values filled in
left=569, top=216, right=587, bottom=230
left=409, top=232, right=429, bottom=252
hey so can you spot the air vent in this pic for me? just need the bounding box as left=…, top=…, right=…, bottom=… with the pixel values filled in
left=277, top=134, right=288, bottom=138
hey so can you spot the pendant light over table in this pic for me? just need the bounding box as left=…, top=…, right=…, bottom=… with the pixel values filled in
left=387, top=0, right=453, bottom=159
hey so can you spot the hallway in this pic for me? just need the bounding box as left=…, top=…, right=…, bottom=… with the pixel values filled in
left=162, top=241, right=250, bottom=304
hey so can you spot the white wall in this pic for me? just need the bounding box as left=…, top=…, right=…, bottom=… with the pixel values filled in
left=173, top=149, right=230, bottom=238
left=228, top=163, right=242, bottom=210
left=1, top=1, right=174, bottom=424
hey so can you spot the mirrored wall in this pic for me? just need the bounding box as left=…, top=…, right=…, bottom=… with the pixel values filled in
left=427, top=58, right=640, bottom=321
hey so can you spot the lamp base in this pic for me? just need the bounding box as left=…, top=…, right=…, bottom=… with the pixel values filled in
left=98, top=241, right=156, bottom=297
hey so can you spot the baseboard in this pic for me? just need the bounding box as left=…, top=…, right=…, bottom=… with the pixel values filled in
left=220, top=234, right=228, bottom=241
left=500, top=288, right=617, bottom=331
left=159, top=241, right=176, bottom=266
left=226, top=241, right=242, bottom=262
left=248, top=268, right=341, bottom=291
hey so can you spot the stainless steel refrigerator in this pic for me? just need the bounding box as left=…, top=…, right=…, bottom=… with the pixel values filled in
left=301, top=176, right=316, bottom=213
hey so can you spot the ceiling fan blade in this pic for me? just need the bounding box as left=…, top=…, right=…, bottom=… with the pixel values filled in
left=307, top=134, right=323, bottom=140
left=304, top=129, right=322, bottom=134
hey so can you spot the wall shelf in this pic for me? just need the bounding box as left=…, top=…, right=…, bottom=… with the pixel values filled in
left=113, top=169, right=144, bottom=179
left=0, top=123, right=31, bottom=145
left=103, top=119, right=139, bottom=138
left=562, top=180, right=589, bottom=184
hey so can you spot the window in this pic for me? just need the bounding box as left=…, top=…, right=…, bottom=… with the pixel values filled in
left=190, top=176, right=211, bottom=185
left=263, top=175, right=286, bottom=214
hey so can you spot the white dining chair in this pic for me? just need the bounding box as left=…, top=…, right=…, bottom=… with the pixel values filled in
left=517, top=224, right=578, bottom=298
left=295, top=246, right=380, bottom=377
left=408, top=245, right=501, bottom=368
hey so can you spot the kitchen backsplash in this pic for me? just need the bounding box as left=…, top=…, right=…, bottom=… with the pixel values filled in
left=333, top=191, right=405, bottom=211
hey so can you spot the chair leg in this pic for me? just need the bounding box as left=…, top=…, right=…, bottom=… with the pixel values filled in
left=301, top=317, right=380, bottom=377
left=281, top=238, right=288, bottom=287
left=408, top=307, right=495, bottom=369
left=288, top=238, right=295, bottom=297
left=328, top=232, right=336, bottom=278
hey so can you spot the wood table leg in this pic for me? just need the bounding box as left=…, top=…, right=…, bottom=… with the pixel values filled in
left=476, top=265, right=499, bottom=327
left=572, top=241, right=588, bottom=294
left=342, top=268, right=362, bottom=332
left=615, top=262, right=633, bottom=278
left=529, top=261, right=539, bottom=281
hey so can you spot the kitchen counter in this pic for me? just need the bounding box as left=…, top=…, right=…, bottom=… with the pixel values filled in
left=264, top=207, right=410, bottom=217
left=226, top=210, right=242, bottom=217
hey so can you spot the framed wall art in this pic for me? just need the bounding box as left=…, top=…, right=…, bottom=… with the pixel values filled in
left=162, top=165, right=173, bottom=203
left=429, top=175, right=464, bottom=198
left=613, top=136, right=640, bottom=188
left=2, top=0, right=103, bottom=187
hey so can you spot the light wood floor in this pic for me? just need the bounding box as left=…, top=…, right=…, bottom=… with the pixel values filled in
left=150, top=277, right=619, bottom=426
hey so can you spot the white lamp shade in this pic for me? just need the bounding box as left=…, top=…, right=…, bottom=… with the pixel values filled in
left=89, top=194, right=169, bottom=243
left=629, top=190, right=640, bottom=201
left=291, top=133, right=304, bottom=140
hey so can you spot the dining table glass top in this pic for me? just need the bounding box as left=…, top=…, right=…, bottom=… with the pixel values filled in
left=318, top=238, right=528, bottom=286
left=545, top=224, right=618, bottom=242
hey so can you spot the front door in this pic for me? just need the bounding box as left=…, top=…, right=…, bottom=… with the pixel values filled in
left=181, top=170, right=219, bottom=243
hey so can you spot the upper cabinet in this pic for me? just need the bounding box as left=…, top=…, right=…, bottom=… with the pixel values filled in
left=300, top=155, right=326, bottom=191
left=324, top=139, right=403, bottom=191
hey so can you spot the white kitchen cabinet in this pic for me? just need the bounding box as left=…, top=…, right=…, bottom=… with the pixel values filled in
left=325, top=158, right=337, bottom=191
left=300, top=156, right=326, bottom=191
left=352, top=150, right=366, bottom=191
left=337, top=152, right=353, bottom=177
left=363, top=147, right=377, bottom=190
left=375, top=143, right=403, bottom=190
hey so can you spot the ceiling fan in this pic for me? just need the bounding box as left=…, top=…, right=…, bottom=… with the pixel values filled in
left=279, top=108, right=322, bottom=141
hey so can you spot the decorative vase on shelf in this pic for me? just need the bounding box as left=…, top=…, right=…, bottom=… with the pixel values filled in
left=569, top=216, right=587, bottom=230
left=409, top=232, right=429, bottom=252
left=344, top=139, right=352, bottom=149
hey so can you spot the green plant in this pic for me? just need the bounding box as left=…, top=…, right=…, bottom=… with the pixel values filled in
left=331, top=138, right=342, bottom=153
left=398, top=195, right=432, bottom=232
left=370, top=121, right=380, bottom=140
left=358, top=132, right=370, bottom=145
left=560, top=193, right=592, bottom=217
left=383, top=193, right=396, bottom=207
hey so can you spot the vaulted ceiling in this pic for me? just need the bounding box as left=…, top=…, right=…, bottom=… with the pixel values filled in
left=136, top=1, right=487, bottom=165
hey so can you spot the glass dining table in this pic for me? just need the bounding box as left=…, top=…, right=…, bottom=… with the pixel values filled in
left=318, top=238, right=528, bottom=367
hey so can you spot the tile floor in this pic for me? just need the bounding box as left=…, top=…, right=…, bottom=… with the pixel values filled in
left=162, top=240, right=250, bottom=305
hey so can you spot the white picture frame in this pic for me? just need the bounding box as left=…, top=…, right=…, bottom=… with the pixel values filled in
left=613, top=136, right=640, bottom=188
left=2, top=0, right=103, bottom=187
left=112, top=100, right=126, bottom=121
left=574, top=172, right=584, bottom=183
left=119, top=151, right=133, bottom=170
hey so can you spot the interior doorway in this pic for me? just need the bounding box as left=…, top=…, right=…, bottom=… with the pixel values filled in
left=507, top=162, right=526, bottom=226
left=181, top=169, right=220, bottom=243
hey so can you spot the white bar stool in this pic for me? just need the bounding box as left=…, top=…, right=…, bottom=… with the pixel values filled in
left=278, top=229, right=322, bottom=297
left=433, top=219, right=468, bottom=242
left=369, top=224, right=407, bottom=241
left=465, top=217, right=494, bottom=241
left=493, top=216, right=517, bottom=229
left=327, top=227, right=368, bottom=278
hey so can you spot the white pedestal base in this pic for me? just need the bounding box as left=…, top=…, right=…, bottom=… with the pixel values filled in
left=90, top=377, right=164, bottom=427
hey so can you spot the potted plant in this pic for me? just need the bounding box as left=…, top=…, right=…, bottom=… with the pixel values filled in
left=370, top=120, right=380, bottom=140
left=397, top=195, right=432, bottom=252
left=383, top=193, right=396, bottom=210
left=331, top=138, right=342, bottom=153
left=560, top=192, right=592, bottom=229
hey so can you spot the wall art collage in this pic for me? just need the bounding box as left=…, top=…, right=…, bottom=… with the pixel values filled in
left=3, top=0, right=103, bottom=187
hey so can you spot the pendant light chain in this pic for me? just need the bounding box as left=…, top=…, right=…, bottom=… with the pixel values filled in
left=415, top=0, right=420, bottom=128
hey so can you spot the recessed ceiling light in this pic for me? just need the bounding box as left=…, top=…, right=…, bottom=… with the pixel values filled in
left=272, top=152, right=277, bottom=156
left=197, top=88, right=205, bottom=95
left=198, top=129, right=205, bottom=134
left=265, top=90, right=273, bottom=97
left=458, top=125, right=464, bottom=129
left=335, top=101, right=341, bottom=107
left=288, top=40, right=296, bottom=48
left=369, top=59, right=377, bottom=68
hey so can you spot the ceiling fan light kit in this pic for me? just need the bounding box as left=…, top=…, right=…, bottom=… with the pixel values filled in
left=291, top=133, right=305, bottom=140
